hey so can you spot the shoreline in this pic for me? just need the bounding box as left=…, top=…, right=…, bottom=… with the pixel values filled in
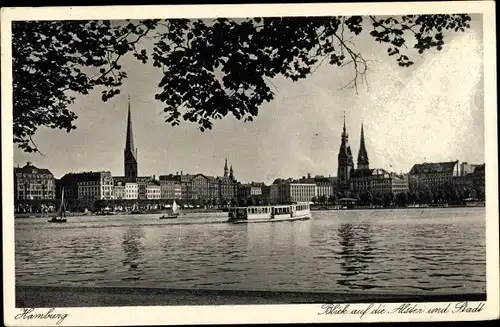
left=15, top=285, right=486, bottom=307
left=14, top=205, right=484, bottom=219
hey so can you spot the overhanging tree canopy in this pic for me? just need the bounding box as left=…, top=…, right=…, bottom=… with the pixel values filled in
left=12, top=15, right=472, bottom=153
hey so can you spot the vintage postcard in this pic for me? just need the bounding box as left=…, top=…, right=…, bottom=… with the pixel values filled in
left=2, top=1, right=499, bottom=325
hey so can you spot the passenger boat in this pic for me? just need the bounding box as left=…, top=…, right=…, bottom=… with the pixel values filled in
left=48, top=188, right=67, bottom=223
left=160, top=199, right=180, bottom=219
left=228, top=202, right=311, bottom=224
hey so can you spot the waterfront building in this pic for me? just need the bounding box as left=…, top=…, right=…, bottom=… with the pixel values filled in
left=55, top=174, right=80, bottom=208
left=289, top=183, right=316, bottom=203
left=14, top=162, right=56, bottom=200
left=146, top=180, right=161, bottom=200
left=177, top=172, right=194, bottom=200
left=237, top=182, right=263, bottom=201
left=124, top=98, right=138, bottom=183
left=460, top=162, right=481, bottom=176
left=159, top=174, right=182, bottom=199
left=452, top=173, right=475, bottom=191
left=389, top=174, right=409, bottom=194
left=190, top=174, right=208, bottom=200
left=297, top=174, right=336, bottom=199
left=76, top=171, right=114, bottom=200
left=271, top=178, right=316, bottom=203
left=408, top=161, right=460, bottom=192
left=189, top=173, right=219, bottom=201
left=269, top=184, right=279, bottom=204
left=113, top=180, right=126, bottom=200
left=472, top=164, right=485, bottom=194
left=55, top=171, right=114, bottom=210
left=261, top=184, right=271, bottom=203
left=218, top=158, right=238, bottom=202
left=337, top=114, right=355, bottom=191
left=207, top=176, right=220, bottom=201
left=351, top=169, right=408, bottom=195
left=124, top=182, right=139, bottom=200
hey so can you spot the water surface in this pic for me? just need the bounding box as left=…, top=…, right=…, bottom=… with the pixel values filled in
left=15, top=207, right=486, bottom=294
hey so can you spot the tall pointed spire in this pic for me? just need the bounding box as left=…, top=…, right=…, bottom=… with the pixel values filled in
left=125, top=96, right=136, bottom=159
left=342, top=111, right=348, bottom=137
left=230, top=165, right=234, bottom=179
left=124, top=96, right=138, bottom=182
left=224, top=157, right=228, bottom=177
left=357, top=123, right=369, bottom=170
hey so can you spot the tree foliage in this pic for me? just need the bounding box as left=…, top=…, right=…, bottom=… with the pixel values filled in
left=12, top=15, right=472, bottom=152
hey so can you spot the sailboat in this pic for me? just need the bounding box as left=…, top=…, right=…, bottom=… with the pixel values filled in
left=160, top=199, right=180, bottom=219
left=48, top=188, right=67, bottom=223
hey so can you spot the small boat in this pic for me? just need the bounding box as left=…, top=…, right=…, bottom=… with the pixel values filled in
left=48, top=188, right=67, bottom=223
left=228, top=202, right=311, bottom=224
left=160, top=200, right=180, bottom=219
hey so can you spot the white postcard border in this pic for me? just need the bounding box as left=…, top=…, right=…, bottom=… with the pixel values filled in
left=2, top=1, right=498, bottom=325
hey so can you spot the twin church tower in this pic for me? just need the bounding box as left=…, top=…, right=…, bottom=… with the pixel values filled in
left=337, top=113, right=370, bottom=191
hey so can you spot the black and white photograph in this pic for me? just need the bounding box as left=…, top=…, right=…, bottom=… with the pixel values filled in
left=2, top=2, right=499, bottom=325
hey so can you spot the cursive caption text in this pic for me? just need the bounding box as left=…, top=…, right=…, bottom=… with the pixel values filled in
left=15, top=308, right=69, bottom=325
left=318, top=301, right=485, bottom=318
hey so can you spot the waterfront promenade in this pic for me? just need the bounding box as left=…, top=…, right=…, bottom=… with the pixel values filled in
left=16, top=286, right=486, bottom=307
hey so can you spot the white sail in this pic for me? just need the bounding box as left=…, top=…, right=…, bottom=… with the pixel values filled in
left=54, top=188, right=66, bottom=219
left=60, top=189, right=66, bottom=218
left=172, top=200, right=179, bottom=213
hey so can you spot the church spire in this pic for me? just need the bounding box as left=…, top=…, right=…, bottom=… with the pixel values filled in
left=124, top=96, right=138, bottom=182
left=125, top=96, right=136, bottom=159
left=224, top=157, right=228, bottom=177
left=230, top=165, right=234, bottom=179
left=357, top=123, right=369, bottom=170
left=342, top=111, right=348, bottom=137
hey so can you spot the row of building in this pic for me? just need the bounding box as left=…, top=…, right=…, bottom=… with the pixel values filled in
left=13, top=101, right=485, bottom=210
left=13, top=157, right=485, bottom=208
left=335, top=115, right=485, bottom=197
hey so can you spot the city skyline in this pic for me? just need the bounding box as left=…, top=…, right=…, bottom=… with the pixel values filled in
left=13, top=15, right=484, bottom=184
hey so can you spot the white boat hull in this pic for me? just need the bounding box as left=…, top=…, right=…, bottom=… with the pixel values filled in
left=230, top=213, right=311, bottom=224
left=228, top=203, right=312, bottom=224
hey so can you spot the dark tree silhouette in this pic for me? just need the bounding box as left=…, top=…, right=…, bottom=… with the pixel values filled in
left=12, top=15, right=472, bottom=153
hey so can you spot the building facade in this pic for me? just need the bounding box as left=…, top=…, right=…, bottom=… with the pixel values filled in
left=76, top=171, right=114, bottom=201
left=113, top=181, right=126, bottom=200
left=297, top=174, right=336, bottom=199
left=14, top=162, right=56, bottom=200
left=269, top=184, right=279, bottom=204
left=218, top=158, right=238, bottom=202
left=289, top=183, right=316, bottom=203
left=271, top=179, right=315, bottom=204
left=146, top=181, right=161, bottom=200
left=159, top=175, right=182, bottom=199
left=460, top=162, right=481, bottom=176
left=124, top=182, right=139, bottom=200
left=408, top=161, right=460, bottom=192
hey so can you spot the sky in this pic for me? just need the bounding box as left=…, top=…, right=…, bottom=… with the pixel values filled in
left=13, top=15, right=485, bottom=184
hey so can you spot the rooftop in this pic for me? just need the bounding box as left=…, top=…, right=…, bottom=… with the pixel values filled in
left=409, top=161, right=459, bottom=175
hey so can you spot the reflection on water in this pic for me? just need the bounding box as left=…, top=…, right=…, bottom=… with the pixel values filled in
left=121, top=228, right=145, bottom=280
left=337, top=223, right=375, bottom=289
left=15, top=208, right=486, bottom=294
